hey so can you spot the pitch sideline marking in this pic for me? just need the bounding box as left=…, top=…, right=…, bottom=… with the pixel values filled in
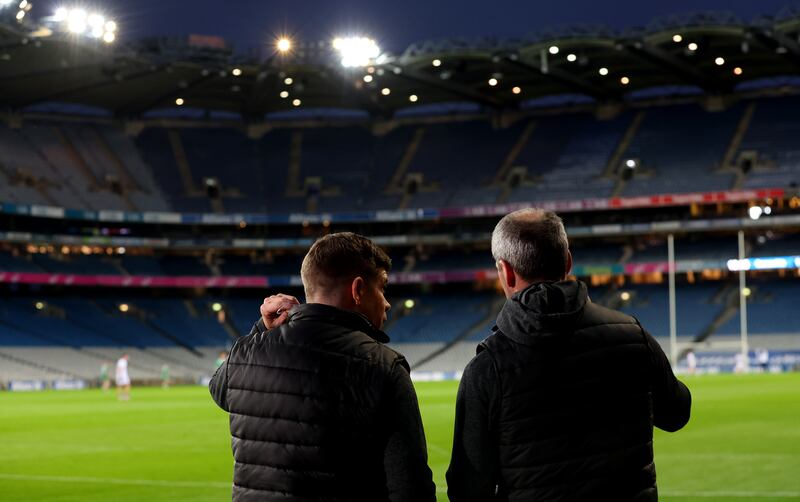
left=0, top=473, right=229, bottom=489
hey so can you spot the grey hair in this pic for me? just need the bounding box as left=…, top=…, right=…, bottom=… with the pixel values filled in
left=491, top=208, right=570, bottom=281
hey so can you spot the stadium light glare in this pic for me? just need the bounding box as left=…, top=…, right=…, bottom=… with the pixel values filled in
left=175, top=98, right=184, bottom=106
left=15, top=9, right=23, bottom=19
left=598, top=67, right=609, bottom=76
left=620, top=76, right=630, bottom=85
left=687, top=42, right=698, bottom=51
left=764, top=206, right=772, bottom=215
left=87, top=13, right=104, bottom=28
left=363, top=74, right=373, bottom=83
left=116, top=247, right=126, bottom=254
left=333, top=36, right=381, bottom=68
left=715, top=57, right=725, bottom=66
left=548, top=45, right=559, bottom=55
left=432, top=59, right=442, bottom=67
left=105, top=20, right=116, bottom=32
left=734, top=67, right=743, bottom=75
left=35, top=301, right=45, bottom=310
left=53, top=7, right=67, bottom=21
left=566, top=53, right=577, bottom=62
left=292, top=98, right=301, bottom=106
left=119, top=303, right=129, bottom=313
left=19, top=0, right=26, bottom=8
left=673, top=34, right=683, bottom=43
left=488, top=78, right=498, bottom=86
left=409, top=94, right=418, bottom=102
left=284, top=77, right=293, bottom=85
left=625, top=159, right=637, bottom=168
left=404, top=299, right=415, bottom=309
left=381, top=87, right=391, bottom=95
left=748, top=206, right=763, bottom=220
left=103, top=31, right=114, bottom=43
left=620, top=291, right=631, bottom=301
left=279, top=90, right=289, bottom=98
left=232, top=68, right=242, bottom=76
left=276, top=37, right=291, bottom=52
left=512, top=86, right=521, bottom=94
left=212, top=302, right=223, bottom=313
left=742, top=287, right=752, bottom=297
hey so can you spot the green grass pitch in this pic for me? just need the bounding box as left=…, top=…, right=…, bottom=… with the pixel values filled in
left=1, top=373, right=799, bottom=501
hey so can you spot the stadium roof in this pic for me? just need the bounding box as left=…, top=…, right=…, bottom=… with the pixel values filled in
left=3, top=11, right=800, bottom=118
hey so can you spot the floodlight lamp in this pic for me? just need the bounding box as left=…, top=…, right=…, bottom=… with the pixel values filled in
left=15, top=9, right=23, bottom=19
left=598, top=67, right=609, bottom=76
left=548, top=45, right=559, bottom=55
left=687, top=42, right=698, bottom=51
left=748, top=206, right=762, bottom=220
left=512, top=86, right=521, bottom=94
left=432, top=58, right=441, bottom=67
left=292, top=98, right=301, bottom=106
left=404, top=299, right=415, bottom=309
left=212, top=302, right=223, bottom=312
left=381, top=87, right=390, bottom=95
left=232, top=68, right=242, bottom=76
left=620, top=76, right=630, bottom=85
left=715, top=57, right=725, bottom=66
left=175, top=98, right=184, bottom=106
left=409, top=94, right=418, bottom=102
left=733, top=67, right=743, bottom=76
left=625, top=159, right=637, bottom=168
left=334, top=36, right=381, bottom=67
left=279, top=90, right=289, bottom=98
left=284, top=77, right=293, bottom=85
left=119, top=303, right=129, bottom=313
left=276, top=37, right=291, bottom=52
left=620, top=291, right=631, bottom=301
left=488, top=78, right=498, bottom=86
left=103, top=31, right=115, bottom=43
left=363, top=74, right=373, bottom=83
left=672, top=34, right=683, bottom=43
left=35, top=301, right=45, bottom=310
left=566, top=53, right=577, bottom=62
left=53, top=7, right=67, bottom=20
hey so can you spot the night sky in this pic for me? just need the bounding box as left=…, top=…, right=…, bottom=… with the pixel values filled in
left=34, top=0, right=800, bottom=53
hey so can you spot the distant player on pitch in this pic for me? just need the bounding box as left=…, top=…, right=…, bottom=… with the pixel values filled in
left=100, top=362, right=111, bottom=391
left=116, top=354, right=131, bottom=400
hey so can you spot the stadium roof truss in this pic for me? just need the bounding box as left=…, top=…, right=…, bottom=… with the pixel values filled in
left=3, top=13, right=800, bottom=118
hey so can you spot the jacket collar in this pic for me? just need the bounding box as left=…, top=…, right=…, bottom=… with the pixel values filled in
left=287, top=303, right=390, bottom=343
left=495, top=280, right=588, bottom=346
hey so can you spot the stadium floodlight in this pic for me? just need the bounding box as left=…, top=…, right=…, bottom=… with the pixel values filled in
left=119, top=303, right=130, bottom=313
left=432, top=59, right=441, bottom=67
left=409, top=94, right=418, bottom=102
left=292, top=98, right=301, bottom=106
left=284, top=77, right=293, bottom=85
left=363, top=74, right=373, bottom=83
left=764, top=206, right=772, bottom=215
left=620, top=76, right=630, bottom=85
left=276, top=37, right=291, bottom=53
left=381, top=87, right=391, bottom=96
left=566, top=53, right=577, bottom=62
left=715, top=57, right=725, bottom=66
left=672, top=34, right=683, bottom=43
left=212, top=302, right=223, bottom=313
left=175, top=98, right=184, bottom=106
left=620, top=291, right=631, bottom=301
left=0, top=0, right=14, bottom=7
left=742, top=287, right=752, bottom=297
left=734, top=67, right=743, bottom=76
left=687, top=42, right=698, bottom=51
left=35, top=301, right=45, bottom=310
left=512, top=86, right=521, bottom=94
left=52, top=7, right=118, bottom=42
left=333, top=36, right=381, bottom=68
left=548, top=45, right=559, bottom=55
left=625, top=159, right=637, bottom=168
left=232, top=68, right=242, bottom=76
left=488, top=78, right=498, bottom=86
left=748, top=206, right=763, bottom=220
left=279, top=90, right=289, bottom=98
left=15, top=9, right=23, bottom=19
left=598, top=67, right=609, bottom=76
left=404, top=299, right=415, bottom=309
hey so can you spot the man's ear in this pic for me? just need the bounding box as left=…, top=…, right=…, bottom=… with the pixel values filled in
left=565, top=251, right=573, bottom=278
left=351, top=276, right=365, bottom=306
left=498, top=259, right=516, bottom=289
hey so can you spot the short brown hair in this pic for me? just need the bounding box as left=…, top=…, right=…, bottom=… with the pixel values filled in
left=301, top=232, right=392, bottom=298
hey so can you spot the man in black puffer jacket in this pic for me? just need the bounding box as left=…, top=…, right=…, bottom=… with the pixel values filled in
left=210, top=232, right=435, bottom=502
left=447, top=209, right=691, bottom=501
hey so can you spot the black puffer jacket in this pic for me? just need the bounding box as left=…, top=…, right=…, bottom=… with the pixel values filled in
left=210, top=303, right=435, bottom=502
left=447, top=280, right=691, bottom=501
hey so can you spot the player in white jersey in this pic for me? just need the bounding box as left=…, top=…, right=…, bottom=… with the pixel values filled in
left=686, top=350, right=697, bottom=375
left=116, top=354, right=131, bottom=401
